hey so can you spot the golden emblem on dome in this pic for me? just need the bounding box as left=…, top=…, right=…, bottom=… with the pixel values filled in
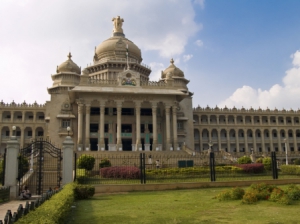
left=112, top=16, right=124, bottom=33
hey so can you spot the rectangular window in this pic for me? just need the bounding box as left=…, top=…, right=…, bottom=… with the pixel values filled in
left=28, top=131, right=32, bottom=137
left=6, top=115, right=11, bottom=119
left=29, top=116, right=33, bottom=119
left=90, top=124, right=98, bottom=133
left=5, top=131, right=9, bottom=136
left=17, top=116, right=22, bottom=119
left=90, top=107, right=100, bottom=115
left=37, top=131, right=43, bottom=136
left=177, top=122, right=184, bottom=130
left=38, top=116, right=44, bottom=120
left=62, top=119, right=70, bottom=128
left=16, top=131, right=21, bottom=136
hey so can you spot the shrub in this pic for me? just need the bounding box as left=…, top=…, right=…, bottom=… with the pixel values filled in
left=269, top=188, right=284, bottom=202
left=74, top=184, right=95, bottom=200
left=77, top=154, right=95, bottom=171
left=0, top=159, right=4, bottom=184
left=16, top=183, right=75, bottom=224
left=242, top=191, right=258, bottom=204
left=215, top=187, right=245, bottom=201
left=99, top=158, right=111, bottom=168
left=100, top=166, right=140, bottom=179
left=280, top=165, right=300, bottom=175
left=235, top=163, right=264, bottom=173
left=256, top=158, right=263, bottom=163
left=285, top=184, right=300, bottom=200
left=249, top=183, right=276, bottom=200
left=262, top=157, right=272, bottom=171
left=237, top=156, right=252, bottom=164
left=293, top=158, right=300, bottom=165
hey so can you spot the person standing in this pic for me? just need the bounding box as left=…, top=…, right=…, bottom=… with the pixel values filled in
left=155, top=160, right=160, bottom=169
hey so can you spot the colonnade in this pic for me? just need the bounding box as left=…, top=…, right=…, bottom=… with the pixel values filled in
left=194, top=128, right=300, bottom=153
left=77, top=100, right=178, bottom=151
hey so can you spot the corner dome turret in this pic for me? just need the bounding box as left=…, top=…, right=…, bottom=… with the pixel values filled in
left=56, top=53, right=81, bottom=74
left=162, top=59, right=184, bottom=79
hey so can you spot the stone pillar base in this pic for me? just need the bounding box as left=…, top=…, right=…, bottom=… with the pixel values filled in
left=144, top=144, right=151, bottom=151
left=136, top=144, right=142, bottom=151
left=77, top=144, right=83, bottom=151
left=108, top=144, right=116, bottom=151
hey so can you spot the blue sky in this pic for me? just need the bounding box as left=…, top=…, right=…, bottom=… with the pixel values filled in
left=1, top=0, right=300, bottom=110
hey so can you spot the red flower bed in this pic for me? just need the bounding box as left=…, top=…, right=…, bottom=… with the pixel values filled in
left=100, top=166, right=140, bottom=179
left=235, top=163, right=264, bottom=173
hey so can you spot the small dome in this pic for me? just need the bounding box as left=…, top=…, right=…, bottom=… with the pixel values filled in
left=57, top=53, right=81, bottom=74
left=95, top=36, right=142, bottom=63
left=162, top=59, right=184, bottom=79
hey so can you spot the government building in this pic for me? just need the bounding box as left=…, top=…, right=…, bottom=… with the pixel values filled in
left=1, top=17, right=300, bottom=162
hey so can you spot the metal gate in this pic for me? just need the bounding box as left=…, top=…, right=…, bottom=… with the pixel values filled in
left=18, top=139, right=62, bottom=195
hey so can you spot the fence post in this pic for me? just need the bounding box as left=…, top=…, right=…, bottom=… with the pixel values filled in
left=73, top=153, right=77, bottom=182
left=209, top=152, right=216, bottom=182
left=62, top=136, right=74, bottom=185
left=5, top=134, right=19, bottom=199
left=140, top=153, right=143, bottom=184
left=271, top=151, right=278, bottom=179
left=143, top=153, right=146, bottom=184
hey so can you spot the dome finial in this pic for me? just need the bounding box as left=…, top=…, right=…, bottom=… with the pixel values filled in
left=170, top=58, right=174, bottom=64
left=67, top=52, right=72, bottom=60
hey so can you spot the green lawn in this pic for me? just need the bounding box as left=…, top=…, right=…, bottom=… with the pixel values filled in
left=70, top=186, right=300, bottom=224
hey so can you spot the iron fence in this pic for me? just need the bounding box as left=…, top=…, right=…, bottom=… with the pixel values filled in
left=74, top=152, right=298, bottom=185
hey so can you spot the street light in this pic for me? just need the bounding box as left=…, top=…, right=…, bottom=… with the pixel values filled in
left=284, top=138, right=288, bottom=165
left=67, top=126, right=71, bottom=136
left=12, top=126, right=16, bottom=137
left=208, top=141, right=213, bottom=152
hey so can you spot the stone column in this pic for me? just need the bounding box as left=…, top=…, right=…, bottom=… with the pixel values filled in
left=20, top=127, right=24, bottom=148
left=244, top=129, right=248, bottom=152
left=218, top=129, right=221, bottom=151
left=77, top=103, right=83, bottom=149
left=226, top=129, right=230, bottom=152
left=62, top=136, right=74, bottom=185
left=269, top=129, right=273, bottom=151
left=261, top=129, right=266, bottom=152
left=165, top=104, right=171, bottom=150
left=151, top=102, right=158, bottom=151
left=33, top=112, right=36, bottom=122
left=235, top=129, right=239, bottom=152
left=135, top=101, right=142, bottom=151
left=116, top=101, right=123, bottom=150
left=85, top=104, right=91, bottom=151
left=5, top=135, right=19, bottom=199
left=293, top=129, right=297, bottom=152
left=99, top=101, right=106, bottom=150
left=172, top=105, right=178, bottom=150
left=253, top=129, right=257, bottom=152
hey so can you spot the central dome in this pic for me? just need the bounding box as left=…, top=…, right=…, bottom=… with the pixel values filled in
left=95, top=36, right=142, bottom=63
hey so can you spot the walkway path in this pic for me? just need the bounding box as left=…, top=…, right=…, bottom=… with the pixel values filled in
left=0, top=200, right=28, bottom=221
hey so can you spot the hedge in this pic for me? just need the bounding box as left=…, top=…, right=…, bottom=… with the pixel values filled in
left=280, top=165, right=300, bottom=175
left=235, top=163, right=265, bottom=173
left=100, top=166, right=140, bottom=179
left=16, top=183, right=75, bottom=224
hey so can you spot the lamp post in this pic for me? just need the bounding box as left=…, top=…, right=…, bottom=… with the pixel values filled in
left=208, top=141, right=213, bottom=152
left=12, top=126, right=16, bottom=137
left=284, top=138, right=288, bottom=165
left=67, top=126, right=70, bottom=136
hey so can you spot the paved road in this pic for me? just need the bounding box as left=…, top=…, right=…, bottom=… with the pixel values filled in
left=0, top=200, right=28, bottom=221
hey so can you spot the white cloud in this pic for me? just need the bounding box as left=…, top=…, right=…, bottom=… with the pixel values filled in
left=183, top=54, right=193, bottom=62
left=291, top=50, right=300, bottom=66
left=193, top=0, right=205, bottom=9
left=149, top=62, right=165, bottom=81
left=0, top=0, right=202, bottom=103
left=219, top=50, right=300, bottom=110
left=195, top=39, right=203, bottom=47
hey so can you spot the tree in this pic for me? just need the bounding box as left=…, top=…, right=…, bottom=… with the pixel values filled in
left=237, top=156, right=252, bottom=164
